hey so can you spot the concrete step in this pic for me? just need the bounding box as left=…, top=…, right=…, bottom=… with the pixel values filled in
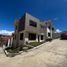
left=0, top=47, right=4, bottom=54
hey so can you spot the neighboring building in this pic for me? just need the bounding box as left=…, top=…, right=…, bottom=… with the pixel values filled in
left=14, top=13, right=54, bottom=46
left=0, top=34, right=15, bottom=47
left=0, top=35, right=12, bottom=46
left=0, top=35, right=11, bottom=42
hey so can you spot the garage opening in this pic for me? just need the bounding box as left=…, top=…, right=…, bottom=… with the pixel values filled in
left=41, top=35, right=44, bottom=40
left=28, top=33, right=36, bottom=40
left=48, top=33, right=51, bottom=37
left=20, top=33, right=23, bottom=40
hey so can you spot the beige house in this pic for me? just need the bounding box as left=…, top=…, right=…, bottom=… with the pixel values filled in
left=14, top=13, right=53, bottom=46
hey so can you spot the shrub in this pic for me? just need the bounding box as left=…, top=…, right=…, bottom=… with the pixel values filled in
left=28, top=42, right=43, bottom=47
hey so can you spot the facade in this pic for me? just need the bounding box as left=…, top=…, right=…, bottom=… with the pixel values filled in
left=14, top=13, right=54, bottom=46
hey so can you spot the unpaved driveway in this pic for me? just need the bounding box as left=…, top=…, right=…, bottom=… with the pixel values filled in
left=0, top=39, right=67, bottom=67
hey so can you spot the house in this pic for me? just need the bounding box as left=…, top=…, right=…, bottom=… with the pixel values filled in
left=14, top=13, right=54, bottom=46
left=0, top=33, right=15, bottom=47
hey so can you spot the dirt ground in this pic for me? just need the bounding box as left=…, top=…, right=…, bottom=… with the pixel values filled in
left=0, top=39, right=67, bottom=67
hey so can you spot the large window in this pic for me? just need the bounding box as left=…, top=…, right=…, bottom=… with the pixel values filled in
left=20, top=33, right=23, bottom=40
left=41, top=35, right=43, bottom=40
left=29, top=20, right=37, bottom=27
left=28, top=33, right=36, bottom=40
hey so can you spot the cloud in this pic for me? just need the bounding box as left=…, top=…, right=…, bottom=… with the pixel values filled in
left=55, top=29, right=61, bottom=33
left=0, top=30, right=14, bottom=35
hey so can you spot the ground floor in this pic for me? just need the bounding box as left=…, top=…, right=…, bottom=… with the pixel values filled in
left=18, top=31, right=45, bottom=45
left=0, top=39, right=67, bottom=67
left=15, top=30, right=52, bottom=46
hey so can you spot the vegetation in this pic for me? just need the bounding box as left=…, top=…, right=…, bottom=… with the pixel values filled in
left=18, top=42, right=44, bottom=51
left=4, top=40, right=44, bottom=57
left=28, top=42, right=43, bottom=47
left=4, top=47, right=20, bottom=57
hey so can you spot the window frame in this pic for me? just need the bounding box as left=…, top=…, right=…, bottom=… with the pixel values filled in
left=28, top=33, right=36, bottom=40
left=29, top=20, right=37, bottom=27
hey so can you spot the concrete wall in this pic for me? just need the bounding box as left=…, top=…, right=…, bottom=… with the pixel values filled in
left=47, top=27, right=52, bottom=38
left=25, top=13, right=40, bottom=34
left=18, top=31, right=45, bottom=45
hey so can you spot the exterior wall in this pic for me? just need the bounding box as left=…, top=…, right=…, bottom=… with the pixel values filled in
left=36, top=35, right=38, bottom=42
left=25, top=13, right=40, bottom=34
left=18, top=31, right=45, bottom=45
left=52, top=32, right=60, bottom=39
left=24, top=13, right=46, bottom=43
left=18, top=15, right=25, bottom=32
left=15, top=15, right=25, bottom=46
left=47, top=27, right=52, bottom=38
left=18, top=31, right=25, bottom=46
left=19, top=32, right=38, bottom=45
left=24, top=32, right=38, bottom=43
left=15, top=28, right=20, bottom=47
left=24, top=33, right=44, bottom=43
left=45, top=21, right=53, bottom=40
left=39, top=24, right=46, bottom=42
left=39, top=33, right=45, bottom=42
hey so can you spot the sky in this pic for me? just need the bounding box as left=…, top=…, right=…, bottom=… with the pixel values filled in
left=0, top=0, right=67, bottom=35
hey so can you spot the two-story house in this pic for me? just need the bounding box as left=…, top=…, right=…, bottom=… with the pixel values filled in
left=14, top=13, right=53, bottom=46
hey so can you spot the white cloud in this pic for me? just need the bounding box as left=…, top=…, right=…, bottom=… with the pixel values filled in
left=55, top=29, right=61, bottom=33
left=0, top=30, right=14, bottom=35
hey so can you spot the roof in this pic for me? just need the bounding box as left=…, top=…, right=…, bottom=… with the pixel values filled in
left=0, top=35, right=13, bottom=42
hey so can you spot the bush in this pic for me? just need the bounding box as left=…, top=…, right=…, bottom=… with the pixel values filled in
left=28, top=42, right=43, bottom=47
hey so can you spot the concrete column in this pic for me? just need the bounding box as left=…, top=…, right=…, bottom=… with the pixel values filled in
left=36, top=35, right=38, bottom=42
left=39, top=36, right=41, bottom=42
left=24, top=32, right=29, bottom=45
left=11, top=37, right=13, bottom=46
left=8, top=39, right=10, bottom=47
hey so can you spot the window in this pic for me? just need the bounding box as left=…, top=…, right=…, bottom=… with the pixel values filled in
left=28, top=33, right=36, bottom=40
left=20, top=33, right=23, bottom=40
left=48, top=33, right=51, bottom=37
left=29, top=20, right=37, bottom=27
left=41, top=35, right=43, bottom=40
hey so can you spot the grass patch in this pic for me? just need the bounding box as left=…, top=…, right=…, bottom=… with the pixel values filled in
left=28, top=42, right=43, bottom=47
left=5, top=42, right=44, bottom=54
left=5, top=48, right=20, bottom=57
left=20, top=42, right=44, bottom=51
left=7, top=48, right=19, bottom=53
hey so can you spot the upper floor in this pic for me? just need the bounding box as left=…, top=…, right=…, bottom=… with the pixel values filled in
left=14, top=13, right=54, bottom=34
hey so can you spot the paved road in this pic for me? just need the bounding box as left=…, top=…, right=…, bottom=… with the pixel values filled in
left=0, top=39, right=67, bottom=67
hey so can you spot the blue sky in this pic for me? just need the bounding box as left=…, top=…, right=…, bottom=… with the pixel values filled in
left=0, top=0, right=67, bottom=34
